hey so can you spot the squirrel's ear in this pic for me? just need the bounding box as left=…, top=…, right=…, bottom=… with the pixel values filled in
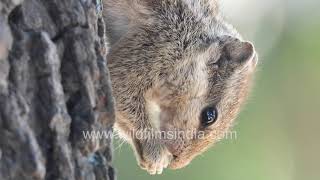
left=103, top=0, right=153, bottom=45
left=223, top=39, right=255, bottom=65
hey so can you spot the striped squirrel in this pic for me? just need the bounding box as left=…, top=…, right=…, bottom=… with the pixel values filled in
left=103, top=0, right=258, bottom=174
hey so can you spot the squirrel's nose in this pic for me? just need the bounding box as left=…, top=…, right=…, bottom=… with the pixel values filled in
left=163, top=139, right=184, bottom=157
left=172, top=155, right=178, bottom=160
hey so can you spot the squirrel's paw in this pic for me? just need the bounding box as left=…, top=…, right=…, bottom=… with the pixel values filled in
left=135, top=139, right=173, bottom=175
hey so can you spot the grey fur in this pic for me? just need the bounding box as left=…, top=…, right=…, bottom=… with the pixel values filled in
left=103, top=0, right=258, bottom=174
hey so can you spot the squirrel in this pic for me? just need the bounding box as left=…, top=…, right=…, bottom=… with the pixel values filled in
left=103, top=0, right=258, bottom=175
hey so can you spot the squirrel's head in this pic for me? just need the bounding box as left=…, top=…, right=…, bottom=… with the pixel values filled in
left=143, top=35, right=258, bottom=169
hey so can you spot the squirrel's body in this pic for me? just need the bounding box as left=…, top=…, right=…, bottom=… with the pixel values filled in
left=103, top=0, right=257, bottom=174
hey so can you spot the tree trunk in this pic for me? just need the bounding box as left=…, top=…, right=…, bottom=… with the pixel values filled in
left=0, top=0, right=115, bottom=179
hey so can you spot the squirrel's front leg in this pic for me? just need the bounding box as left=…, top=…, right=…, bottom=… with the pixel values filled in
left=133, top=135, right=172, bottom=174
left=122, top=99, right=173, bottom=174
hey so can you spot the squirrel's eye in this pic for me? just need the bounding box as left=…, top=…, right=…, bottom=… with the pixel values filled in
left=201, top=106, right=218, bottom=126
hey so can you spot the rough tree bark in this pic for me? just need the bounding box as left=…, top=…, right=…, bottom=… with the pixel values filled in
left=0, top=0, right=115, bottom=179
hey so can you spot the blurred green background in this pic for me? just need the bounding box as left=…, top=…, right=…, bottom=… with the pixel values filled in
left=113, top=0, right=320, bottom=179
